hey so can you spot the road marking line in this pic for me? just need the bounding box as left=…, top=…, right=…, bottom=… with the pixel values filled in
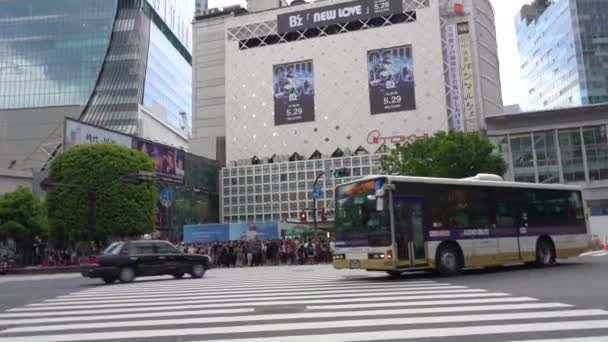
left=36, top=285, right=465, bottom=306
left=73, top=279, right=437, bottom=295
left=508, top=337, right=608, bottom=342
left=595, top=252, right=608, bottom=257
left=1, top=311, right=605, bottom=342
left=305, top=296, right=537, bottom=310
left=2, top=303, right=577, bottom=334
left=0, top=297, right=537, bottom=326
left=53, top=282, right=448, bottom=301
left=12, top=289, right=486, bottom=311
left=0, top=292, right=510, bottom=318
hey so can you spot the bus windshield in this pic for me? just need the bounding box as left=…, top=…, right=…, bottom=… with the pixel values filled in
left=335, top=178, right=391, bottom=248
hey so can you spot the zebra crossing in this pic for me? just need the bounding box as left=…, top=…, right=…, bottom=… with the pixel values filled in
left=1, top=265, right=608, bottom=341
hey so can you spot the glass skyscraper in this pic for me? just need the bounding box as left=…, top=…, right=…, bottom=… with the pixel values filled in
left=0, top=0, right=192, bottom=169
left=516, top=0, right=608, bottom=111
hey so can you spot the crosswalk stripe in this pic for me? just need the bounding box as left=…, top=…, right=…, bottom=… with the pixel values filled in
left=0, top=292, right=513, bottom=319
left=0, top=297, right=537, bottom=326
left=72, top=278, right=436, bottom=295
left=33, top=285, right=466, bottom=306
left=49, top=282, right=450, bottom=301
left=0, top=292, right=511, bottom=318
left=189, top=320, right=608, bottom=342
left=11, top=289, right=486, bottom=312
left=509, top=338, right=608, bottom=342
left=305, top=296, right=537, bottom=310
left=2, top=303, right=577, bottom=334
left=1, top=312, right=606, bottom=342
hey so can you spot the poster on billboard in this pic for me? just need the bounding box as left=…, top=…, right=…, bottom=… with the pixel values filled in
left=457, top=22, right=479, bottom=132
left=229, top=222, right=279, bottom=241
left=277, top=0, right=403, bottom=34
left=445, top=24, right=465, bottom=131
left=273, top=60, right=315, bottom=126
left=367, top=45, right=416, bottom=114
left=64, top=118, right=133, bottom=149
left=136, top=139, right=186, bottom=184
left=183, top=224, right=229, bottom=243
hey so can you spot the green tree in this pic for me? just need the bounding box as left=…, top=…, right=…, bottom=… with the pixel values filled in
left=46, top=144, right=157, bottom=245
left=0, top=187, right=48, bottom=252
left=379, top=131, right=507, bottom=178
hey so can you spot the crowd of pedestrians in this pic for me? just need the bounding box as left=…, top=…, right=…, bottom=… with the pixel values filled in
left=178, top=238, right=336, bottom=267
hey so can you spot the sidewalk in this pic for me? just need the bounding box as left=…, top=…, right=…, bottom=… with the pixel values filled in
left=4, top=265, right=83, bottom=275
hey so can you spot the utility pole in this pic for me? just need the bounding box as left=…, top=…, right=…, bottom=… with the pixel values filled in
left=312, top=172, right=325, bottom=239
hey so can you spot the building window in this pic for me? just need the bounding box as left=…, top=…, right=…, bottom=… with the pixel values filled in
left=534, top=131, right=560, bottom=183
left=558, top=128, right=586, bottom=182
left=583, top=126, right=608, bottom=181
left=510, top=133, right=535, bottom=183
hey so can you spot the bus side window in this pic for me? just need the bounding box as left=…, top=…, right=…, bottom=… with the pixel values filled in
left=495, top=201, right=513, bottom=228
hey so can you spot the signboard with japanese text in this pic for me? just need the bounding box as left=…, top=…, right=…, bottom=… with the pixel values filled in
left=277, top=0, right=403, bottom=34
left=445, top=24, right=465, bottom=131
left=64, top=118, right=132, bottom=149
left=457, top=22, right=478, bottom=132
left=273, top=60, right=315, bottom=126
left=367, top=45, right=416, bottom=114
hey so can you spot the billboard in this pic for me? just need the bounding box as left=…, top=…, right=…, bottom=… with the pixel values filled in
left=136, top=140, right=185, bottom=184
left=182, top=222, right=279, bottom=243
left=273, top=60, right=315, bottom=126
left=183, top=224, right=229, bottom=243
left=367, top=45, right=416, bottom=114
left=457, top=22, right=479, bottom=132
left=64, top=118, right=132, bottom=148
left=277, top=0, right=403, bottom=34
left=445, top=24, right=465, bottom=131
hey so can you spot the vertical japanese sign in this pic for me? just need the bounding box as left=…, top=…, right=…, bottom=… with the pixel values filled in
left=457, top=22, right=478, bottom=132
left=273, top=60, right=315, bottom=126
left=445, top=24, right=465, bottom=131
left=367, top=45, right=416, bottom=114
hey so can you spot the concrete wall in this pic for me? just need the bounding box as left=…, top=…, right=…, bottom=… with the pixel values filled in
left=0, top=169, right=32, bottom=195
left=191, top=16, right=227, bottom=162
left=0, top=105, right=82, bottom=170
left=138, top=107, right=189, bottom=150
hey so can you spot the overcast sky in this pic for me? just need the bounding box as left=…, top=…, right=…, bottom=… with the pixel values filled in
left=209, top=0, right=532, bottom=106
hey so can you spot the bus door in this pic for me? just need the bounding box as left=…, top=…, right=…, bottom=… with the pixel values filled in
left=495, top=195, right=523, bottom=262
left=394, top=198, right=427, bottom=265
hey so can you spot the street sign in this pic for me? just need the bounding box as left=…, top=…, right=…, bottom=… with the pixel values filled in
left=312, top=186, right=321, bottom=200
left=160, top=187, right=173, bottom=208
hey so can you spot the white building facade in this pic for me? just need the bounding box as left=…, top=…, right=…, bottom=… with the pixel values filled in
left=192, top=0, right=502, bottom=223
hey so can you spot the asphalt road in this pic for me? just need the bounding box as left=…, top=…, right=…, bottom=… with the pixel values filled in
left=0, top=252, right=607, bottom=342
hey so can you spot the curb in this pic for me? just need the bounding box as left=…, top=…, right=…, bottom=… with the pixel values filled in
left=5, top=266, right=84, bottom=275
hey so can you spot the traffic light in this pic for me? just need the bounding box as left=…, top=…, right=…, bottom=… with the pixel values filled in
left=332, top=168, right=350, bottom=178
left=300, top=211, right=307, bottom=223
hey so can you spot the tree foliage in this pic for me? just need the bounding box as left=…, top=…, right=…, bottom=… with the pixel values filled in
left=46, top=144, right=157, bottom=245
left=0, top=187, right=48, bottom=251
left=379, top=131, right=507, bottom=178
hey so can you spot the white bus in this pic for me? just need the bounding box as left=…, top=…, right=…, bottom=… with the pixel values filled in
left=333, top=174, right=591, bottom=276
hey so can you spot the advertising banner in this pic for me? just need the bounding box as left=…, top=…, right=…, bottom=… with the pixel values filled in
left=183, top=224, right=229, bottom=243
left=273, top=60, right=315, bottom=126
left=367, top=45, right=416, bottom=114
left=136, top=140, right=186, bottom=184
left=445, top=24, right=465, bottom=131
left=279, top=222, right=313, bottom=238
left=229, top=222, right=279, bottom=241
left=64, top=118, right=132, bottom=149
left=457, top=22, right=479, bottom=132
left=277, top=0, right=403, bottom=34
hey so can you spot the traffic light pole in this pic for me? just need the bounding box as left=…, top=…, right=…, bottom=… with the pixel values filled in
left=312, top=172, right=325, bottom=239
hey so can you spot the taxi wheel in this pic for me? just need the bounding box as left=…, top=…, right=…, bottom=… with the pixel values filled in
left=173, top=273, right=184, bottom=279
left=190, top=264, right=205, bottom=278
left=119, top=267, right=135, bottom=283
left=102, top=277, right=116, bottom=284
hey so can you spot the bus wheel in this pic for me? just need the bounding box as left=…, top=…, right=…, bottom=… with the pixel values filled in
left=536, top=238, right=555, bottom=267
left=436, top=244, right=462, bottom=277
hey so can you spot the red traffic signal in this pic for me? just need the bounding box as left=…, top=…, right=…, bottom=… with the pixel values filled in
left=300, top=211, right=307, bottom=223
